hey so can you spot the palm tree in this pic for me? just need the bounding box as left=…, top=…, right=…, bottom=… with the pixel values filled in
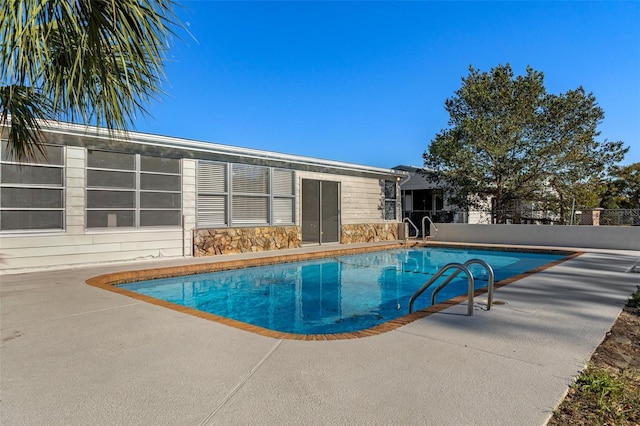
left=0, top=0, right=179, bottom=160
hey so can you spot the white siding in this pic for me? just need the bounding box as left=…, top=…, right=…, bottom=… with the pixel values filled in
left=182, top=159, right=197, bottom=256
left=65, top=147, right=86, bottom=233
left=0, top=230, right=184, bottom=270
left=341, top=177, right=386, bottom=224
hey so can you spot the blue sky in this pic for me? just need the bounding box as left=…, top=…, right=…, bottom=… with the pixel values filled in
left=134, top=1, right=640, bottom=169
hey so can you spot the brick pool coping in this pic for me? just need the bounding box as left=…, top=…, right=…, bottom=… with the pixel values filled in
left=86, top=243, right=583, bottom=340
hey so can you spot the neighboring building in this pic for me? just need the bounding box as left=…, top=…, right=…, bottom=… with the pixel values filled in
left=395, top=166, right=568, bottom=227
left=394, top=165, right=489, bottom=235
left=0, top=120, right=406, bottom=272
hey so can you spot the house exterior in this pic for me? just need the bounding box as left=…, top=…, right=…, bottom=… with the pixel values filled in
left=394, top=165, right=489, bottom=234
left=0, top=121, right=406, bottom=272
left=395, top=166, right=579, bottom=227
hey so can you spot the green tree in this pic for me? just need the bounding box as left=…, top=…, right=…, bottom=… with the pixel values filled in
left=601, top=162, right=640, bottom=209
left=423, top=64, right=628, bottom=223
left=0, top=0, right=180, bottom=160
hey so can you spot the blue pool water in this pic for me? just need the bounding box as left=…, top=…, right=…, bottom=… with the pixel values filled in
left=120, top=248, right=565, bottom=334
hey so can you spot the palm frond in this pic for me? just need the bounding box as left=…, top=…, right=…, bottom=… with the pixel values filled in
left=0, top=85, right=52, bottom=161
left=0, top=0, right=180, bottom=161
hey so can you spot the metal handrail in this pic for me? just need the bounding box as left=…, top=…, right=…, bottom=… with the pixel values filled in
left=402, top=217, right=419, bottom=239
left=421, top=216, right=438, bottom=240
left=429, top=259, right=495, bottom=310
left=468, top=259, right=494, bottom=309
left=408, top=259, right=495, bottom=316
left=408, top=263, right=475, bottom=316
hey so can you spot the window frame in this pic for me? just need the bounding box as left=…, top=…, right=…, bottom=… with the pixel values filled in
left=85, top=150, right=182, bottom=229
left=196, top=161, right=229, bottom=227
left=230, top=163, right=271, bottom=225
left=196, top=161, right=296, bottom=228
left=383, top=179, right=398, bottom=221
left=0, top=142, right=66, bottom=233
left=272, top=168, right=296, bottom=225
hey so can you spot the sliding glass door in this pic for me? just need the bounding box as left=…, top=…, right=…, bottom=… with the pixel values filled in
left=302, top=179, right=340, bottom=244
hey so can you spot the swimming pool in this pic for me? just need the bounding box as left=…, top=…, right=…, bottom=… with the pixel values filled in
left=119, top=247, right=567, bottom=335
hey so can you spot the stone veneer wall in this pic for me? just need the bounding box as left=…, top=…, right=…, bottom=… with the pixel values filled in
left=194, top=226, right=302, bottom=257
left=340, top=223, right=399, bottom=244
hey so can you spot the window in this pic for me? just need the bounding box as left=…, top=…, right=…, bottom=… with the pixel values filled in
left=232, top=164, right=269, bottom=225
left=86, top=150, right=181, bottom=228
left=139, top=155, right=181, bottom=226
left=0, top=141, right=65, bottom=231
left=197, top=162, right=227, bottom=226
left=272, top=169, right=295, bottom=224
left=383, top=179, right=397, bottom=220
left=86, top=150, right=136, bottom=227
left=196, top=161, right=295, bottom=227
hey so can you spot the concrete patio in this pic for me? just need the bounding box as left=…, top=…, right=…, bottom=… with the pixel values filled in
left=1, top=243, right=639, bottom=425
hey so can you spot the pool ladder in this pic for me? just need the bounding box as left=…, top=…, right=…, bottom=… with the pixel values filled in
left=402, top=217, right=419, bottom=241
left=421, top=215, right=438, bottom=240
left=408, top=259, right=495, bottom=316
left=401, top=216, right=438, bottom=241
